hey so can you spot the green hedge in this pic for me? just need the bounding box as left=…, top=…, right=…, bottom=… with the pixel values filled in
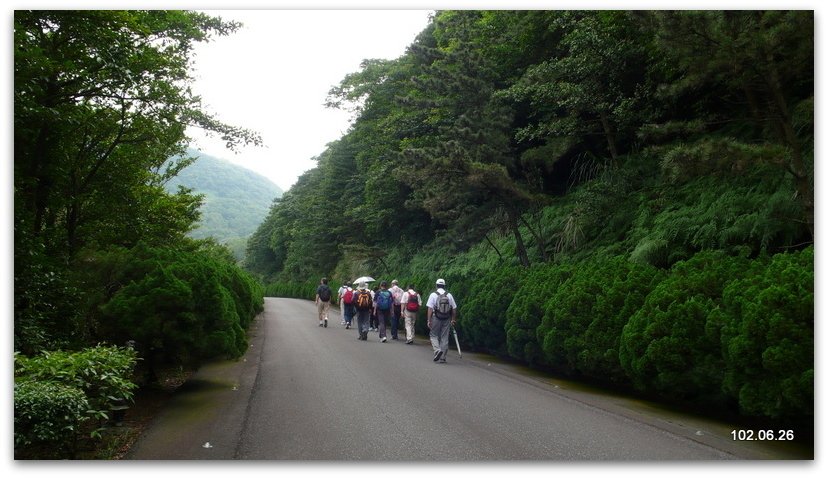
left=505, top=263, right=573, bottom=366
left=94, top=243, right=263, bottom=368
left=718, top=246, right=813, bottom=419
left=538, top=257, right=665, bottom=383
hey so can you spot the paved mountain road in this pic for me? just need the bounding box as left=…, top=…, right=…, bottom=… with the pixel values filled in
left=127, top=297, right=803, bottom=461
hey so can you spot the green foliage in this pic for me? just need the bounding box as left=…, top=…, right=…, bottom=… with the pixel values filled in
left=619, top=251, right=753, bottom=406
left=92, top=243, right=263, bottom=368
left=504, top=263, right=573, bottom=365
left=14, top=346, right=139, bottom=415
left=457, top=266, right=523, bottom=354
left=537, top=257, right=664, bottom=383
left=14, top=381, right=89, bottom=455
left=718, top=247, right=813, bottom=419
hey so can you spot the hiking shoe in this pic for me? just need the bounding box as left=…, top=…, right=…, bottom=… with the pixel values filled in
left=318, top=323, right=323, bottom=327
left=381, top=337, right=387, bottom=343
left=433, top=350, right=443, bottom=362
left=439, top=358, right=447, bottom=363
left=345, top=324, right=350, bottom=329
left=406, top=339, right=413, bottom=344
left=324, top=318, right=328, bottom=328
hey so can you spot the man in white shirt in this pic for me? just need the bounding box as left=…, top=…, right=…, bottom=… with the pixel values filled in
left=426, top=278, right=457, bottom=363
left=337, top=282, right=349, bottom=325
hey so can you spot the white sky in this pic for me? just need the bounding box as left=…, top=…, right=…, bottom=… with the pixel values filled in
left=187, top=9, right=433, bottom=191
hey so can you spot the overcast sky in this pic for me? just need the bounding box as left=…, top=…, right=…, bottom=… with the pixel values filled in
left=187, top=10, right=433, bottom=192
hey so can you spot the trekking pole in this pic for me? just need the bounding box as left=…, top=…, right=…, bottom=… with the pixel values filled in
left=452, top=325, right=462, bottom=358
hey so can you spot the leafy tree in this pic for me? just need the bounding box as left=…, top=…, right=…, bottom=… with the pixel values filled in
left=14, top=11, right=261, bottom=353
left=643, top=11, right=814, bottom=236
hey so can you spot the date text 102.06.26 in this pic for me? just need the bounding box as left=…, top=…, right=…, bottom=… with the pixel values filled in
left=731, top=429, right=795, bottom=441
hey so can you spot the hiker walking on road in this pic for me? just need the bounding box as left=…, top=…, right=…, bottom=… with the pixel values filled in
left=400, top=284, right=422, bottom=344
left=337, top=282, right=349, bottom=325
left=426, top=278, right=457, bottom=363
left=374, top=281, right=394, bottom=343
left=369, top=285, right=380, bottom=331
left=389, top=280, right=404, bottom=340
left=340, top=283, right=355, bottom=329
left=315, top=278, right=333, bottom=328
left=354, top=282, right=373, bottom=340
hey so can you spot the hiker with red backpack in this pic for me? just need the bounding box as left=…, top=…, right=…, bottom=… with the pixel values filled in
left=400, top=284, right=422, bottom=344
left=337, top=282, right=349, bottom=326
left=340, top=282, right=355, bottom=329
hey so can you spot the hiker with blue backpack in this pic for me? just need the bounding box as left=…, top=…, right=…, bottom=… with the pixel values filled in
left=373, top=281, right=394, bottom=343
left=426, top=278, right=457, bottom=363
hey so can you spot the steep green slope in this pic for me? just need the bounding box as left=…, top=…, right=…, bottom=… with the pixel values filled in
left=165, top=150, right=282, bottom=256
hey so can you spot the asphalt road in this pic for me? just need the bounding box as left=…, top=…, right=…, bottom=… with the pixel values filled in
left=127, top=297, right=808, bottom=461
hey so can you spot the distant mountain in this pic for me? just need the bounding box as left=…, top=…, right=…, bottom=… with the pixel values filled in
left=165, top=149, right=282, bottom=257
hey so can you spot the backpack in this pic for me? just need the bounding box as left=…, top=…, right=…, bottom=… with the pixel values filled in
left=318, top=285, right=331, bottom=302
left=355, top=290, right=372, bottom=310
left=434, top=291, right=452, bottom=320
left=343, top=288, right=354, bottom=305
left=376, top=290, right=392, bottom=311
left=406, top=292, right=420, bottom=312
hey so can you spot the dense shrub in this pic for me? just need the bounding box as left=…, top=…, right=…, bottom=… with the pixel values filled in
left=504, top=263, right=573, bottom=365
left=718, top=246, right=813, bottom=419
left=458, top=266, right=523, bottom=354
left=14, top=381, right=89, bottom=456
left=537, top=256, right=664, bottom=383
left=94, top=243, right=263, bottom=369
left=14, top=345, right=138, bottom=415
left=619, top=251, right=753, bottom=406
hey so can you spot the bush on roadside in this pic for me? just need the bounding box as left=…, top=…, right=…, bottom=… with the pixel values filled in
left=14, top=380, right=90, bottom=457
left=619, top=251, right=753, bottom=407
left=504, top=263, right=573, bottom=366
left=718, top=246, right=813, bottom=419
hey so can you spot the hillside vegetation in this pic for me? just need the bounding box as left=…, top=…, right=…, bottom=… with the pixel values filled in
left=14, top=11, right=264, bottom=457
left=247, top=11, right=814, bottom=424
left=165, top=150, right=283, bottom=260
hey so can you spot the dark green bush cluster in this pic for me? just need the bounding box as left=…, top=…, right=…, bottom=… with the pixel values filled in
left=91, top=243, right=263, bottom=368
left=14, top=345, right=138, bottom=457
left=505, top=263, right=574, bottom=365
left=540, top=257, right=665, bottom=383
left=458, top=266, right=523, bottom=355
left=718, top=246, right=813, bottom=419
left=619, top=251, right=753, bottom=405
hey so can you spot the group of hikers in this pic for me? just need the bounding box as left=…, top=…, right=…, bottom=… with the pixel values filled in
left=314, top=277, right=458, bottom=363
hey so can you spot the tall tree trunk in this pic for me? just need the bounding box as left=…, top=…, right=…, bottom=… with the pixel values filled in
left=506, top=207, right=530, bottom=267
left=599, top=111, right=620, bottom=168
left=520, top=216, right=549, bottom=262
left=761, top=42, right=814, bottom=238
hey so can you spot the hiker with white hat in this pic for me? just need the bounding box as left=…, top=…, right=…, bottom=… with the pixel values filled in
left=426, top=278, right=457, bottom=363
